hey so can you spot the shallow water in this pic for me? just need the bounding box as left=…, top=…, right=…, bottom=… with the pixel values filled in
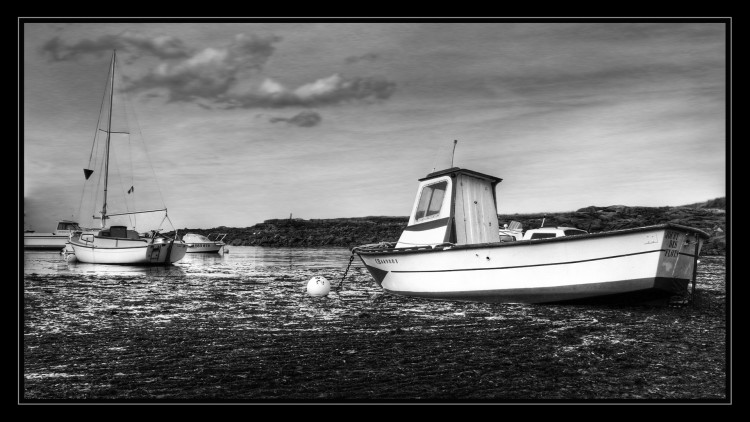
left=21, top=248, right=728, bottom=402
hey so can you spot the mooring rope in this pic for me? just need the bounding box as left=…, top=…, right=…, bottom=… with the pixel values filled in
left=335, top=250, right=358, bottom=301
left=334, top=242, right=398, bottom=300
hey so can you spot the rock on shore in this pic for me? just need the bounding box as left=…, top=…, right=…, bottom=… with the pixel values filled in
left=170, top=198, right=726, bottom=256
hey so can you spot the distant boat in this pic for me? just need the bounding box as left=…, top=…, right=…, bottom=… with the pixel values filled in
left=23, top=220, right=81, bottom=250
left=354, top=167, right=709, bottom=304
left=498, top=222, right=588, bottom=242
left=66, top=50, right=187, bottom=265
left=182, top=233, right=227, bottom=253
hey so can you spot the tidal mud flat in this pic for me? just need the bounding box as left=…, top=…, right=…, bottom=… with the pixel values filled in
left=21, top=250, right=728, bottom=403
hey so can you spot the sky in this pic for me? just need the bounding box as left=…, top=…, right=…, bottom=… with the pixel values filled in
left=21, top=19, right=728, bottom=231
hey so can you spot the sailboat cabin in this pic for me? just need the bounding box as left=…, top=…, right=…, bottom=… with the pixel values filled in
left=99, top=225, right=141, bottom=240
left=396, top=167, right=502, bottom=248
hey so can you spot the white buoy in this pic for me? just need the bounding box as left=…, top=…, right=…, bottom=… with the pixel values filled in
left=307, top=276, right=331, bottom=297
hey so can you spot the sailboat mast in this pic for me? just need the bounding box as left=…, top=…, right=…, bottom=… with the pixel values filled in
left=100, top=50, right=116, bottom=228
left=451, top=139, right=458, bottom=167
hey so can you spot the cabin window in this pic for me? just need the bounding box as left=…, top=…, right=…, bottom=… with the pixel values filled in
left=109, top=226, right=128, bottom=238
left=415, top=181, right=447, bottom=221
left=530, top=232, right=557, bottom=239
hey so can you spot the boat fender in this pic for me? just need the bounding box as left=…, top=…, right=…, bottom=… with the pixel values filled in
left=307, top=276, right=330, bottom=297
left=64, top=251, right=77, bottom=262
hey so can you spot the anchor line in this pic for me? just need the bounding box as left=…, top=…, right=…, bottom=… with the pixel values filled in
left=335, top=251, right=357, bottom=300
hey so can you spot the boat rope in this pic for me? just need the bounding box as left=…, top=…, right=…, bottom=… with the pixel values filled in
left=357, top=241, right=398, bottom=249
left=356, top=241, right=453, bottom=250
left=123, top=75, right=168, bottom=213
left=87, top=61, right=111, bottom=168
left=156, top=211, right=179, bottom=240
left=690, top=234, right=700, bottom=307
left=335, top=251, right=357, bottom=300
left=76, top=62, right=111, bottom=227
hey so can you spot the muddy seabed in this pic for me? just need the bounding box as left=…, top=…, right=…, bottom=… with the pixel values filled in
left=22, top=253, right=728, bottom=403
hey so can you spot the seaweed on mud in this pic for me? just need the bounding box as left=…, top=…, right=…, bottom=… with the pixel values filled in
left=22, top=254, right=728, bottom=402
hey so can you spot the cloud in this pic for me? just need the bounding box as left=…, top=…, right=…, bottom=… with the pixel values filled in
left=221, top=74, right=396, bottom=109
left=41, top=31, right=191, bottom=60
left=111, top=33, right=396, bottom=108
left=345, top=53, right=380, bottom=64
left=121, top=33, right=282, bottom=103
left=269, top=111, right=322, bottom=127
left=468, top=59, right=724, bottom=110
left=41, top=32, right=397, bottom=109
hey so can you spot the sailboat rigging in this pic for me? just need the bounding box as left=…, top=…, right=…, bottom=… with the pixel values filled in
left=67, top=50, right=187, bottom=265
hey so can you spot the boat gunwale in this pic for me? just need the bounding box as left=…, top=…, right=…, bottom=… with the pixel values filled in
left=67, top=240, right=150, bottom=250
left=69, top=236, right=184, bottom=248
left=354, top=223, right=709, bottom=256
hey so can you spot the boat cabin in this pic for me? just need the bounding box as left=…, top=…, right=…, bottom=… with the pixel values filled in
left=56, top=220, right=81, bottom=233
left=396, top=167, right=502, bottom=248
left=98, top=225, right=140, bottom=240
left=182, top=233, right=214, bottom=244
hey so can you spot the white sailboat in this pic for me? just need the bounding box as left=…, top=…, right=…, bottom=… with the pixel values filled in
left=354, top=165, right=709, bottom=304
left=67, top=50, right=187, bottom=265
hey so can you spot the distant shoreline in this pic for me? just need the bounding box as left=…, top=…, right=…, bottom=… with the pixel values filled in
left=168, top=201, right=726, bottom=256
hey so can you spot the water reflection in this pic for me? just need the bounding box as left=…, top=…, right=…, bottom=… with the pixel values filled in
left=23, top=246, right=382, bottom=341
left=209, top=246, right=362, bottom=268
left=23, top=246, right=361, bottom=278
left=23, top=250, right=187, bottom=277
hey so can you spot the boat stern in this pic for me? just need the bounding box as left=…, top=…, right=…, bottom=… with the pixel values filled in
left=167, top=241, right=189, bottom=263
left=653, top=226, right=708, bottom=296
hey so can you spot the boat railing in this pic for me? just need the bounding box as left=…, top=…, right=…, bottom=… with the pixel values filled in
left=208, top=233, right=228, bottom=242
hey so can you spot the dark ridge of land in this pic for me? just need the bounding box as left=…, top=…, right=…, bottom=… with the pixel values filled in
left=168, top=198, right=726, bottom=256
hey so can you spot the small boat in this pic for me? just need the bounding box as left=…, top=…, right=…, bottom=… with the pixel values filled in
left=23, top=220, right=82, bottom=250
left=499, top=222, right=589, bottom=241
left=353, top=167, right=709, bottom=304
left=67, top=50, right=187, bottom=265
left=182, top=233, right=227, bottom=253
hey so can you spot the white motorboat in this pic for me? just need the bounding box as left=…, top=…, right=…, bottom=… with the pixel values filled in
left=354, top=167, right=709, bottom=304
left=66, top=50, right=187, bottom=265
left=182, top=233, right=227, bottom=253
left=23, top=220, right=81, bottom=250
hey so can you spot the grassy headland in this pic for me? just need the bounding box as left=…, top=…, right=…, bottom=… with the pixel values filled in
left=168, top=198, right=726, bottom=256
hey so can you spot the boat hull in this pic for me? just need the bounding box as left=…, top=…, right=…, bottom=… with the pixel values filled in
left=68, top=235, right=188, bottom=265
left=23, top=234, right=70, bottom=250
left=355, top=224, right=707, bottom=304
left=185, top=243, right=224, bottom=253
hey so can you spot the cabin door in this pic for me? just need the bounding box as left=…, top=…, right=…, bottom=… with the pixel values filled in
left=454, top=174, right=500, bottom=245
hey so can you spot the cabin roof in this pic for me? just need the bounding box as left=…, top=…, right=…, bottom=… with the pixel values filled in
left=183, top=233, right=211, bottom=241
left=419, top=167, right=502, bottom=183
left=527, top=226, right=581, bottom=232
